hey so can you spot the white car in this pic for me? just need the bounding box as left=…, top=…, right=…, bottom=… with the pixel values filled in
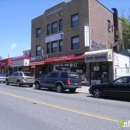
left=0, top=74, right=6, bottom=83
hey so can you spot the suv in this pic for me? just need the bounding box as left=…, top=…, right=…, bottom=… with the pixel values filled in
left=35, top=71, right=81, bottom=93
left=5, top=71, right=34, bottom=87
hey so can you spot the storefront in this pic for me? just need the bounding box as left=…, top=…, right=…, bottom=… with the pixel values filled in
left=85, top=49, right=113, bottom=85
left=45, top=54, right=86, bottom=75
left=29, top=54, right=85, bottom=78
left=29, top=55, right=48, bottom=78
left=11, top=55, right=30, bottom=72
left=0, top=58, right=12, bottom=76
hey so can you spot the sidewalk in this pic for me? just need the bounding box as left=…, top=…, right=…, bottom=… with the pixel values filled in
left=76, top=85, right=90, bottom=93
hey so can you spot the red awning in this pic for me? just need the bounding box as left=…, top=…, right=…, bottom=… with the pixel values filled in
left=29, top=61, right=45, bottom=66
left=45, top=54, right=84, bottom=63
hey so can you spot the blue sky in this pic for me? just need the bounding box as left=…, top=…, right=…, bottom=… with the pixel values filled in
left=0, top=0, right=129, bottom=59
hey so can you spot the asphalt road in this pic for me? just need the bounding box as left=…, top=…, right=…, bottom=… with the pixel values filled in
left=0, top=83, right=130, bottom=130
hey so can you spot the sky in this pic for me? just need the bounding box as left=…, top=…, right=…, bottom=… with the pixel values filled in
left=0, top=0, right=129, bottom=59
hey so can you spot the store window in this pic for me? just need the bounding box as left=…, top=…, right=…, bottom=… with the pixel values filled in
left=71, top=36, right=79, bottom=50
left=90, top=63, right=109, bottom=85
left=51, top=41, right=57, bottom=53
left=36, top=45, right=41, bottom=56
left=36, top=28, right=41, bottom=38
left=51, top=22, right=57, bottom=34
left=71, top=13, right=79, bottom=27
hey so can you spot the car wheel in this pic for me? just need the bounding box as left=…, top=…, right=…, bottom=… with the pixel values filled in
left=56, top=84, right=64, bottom=93
left=69, top=88, right=76, bottom=93
left=35, top=82, right=41, bottom=90
left=29, top=84, right=33, bottom=87
left=16, top=80, right=21, bottom=87
left=93, top=88, right=102, bottom=98
left=5, top=80, right=9, bottom=85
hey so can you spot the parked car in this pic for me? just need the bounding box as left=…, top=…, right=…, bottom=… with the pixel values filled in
left=35, top=71, right=81, bottom=93
left=5, top=71, right=34, bottom=87
left=0, top=74, right=6, bottom=83
left=89, top=76, right=130, bottom=99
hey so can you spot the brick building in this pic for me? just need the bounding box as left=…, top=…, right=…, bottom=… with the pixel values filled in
left=30, top=0, right=122, bottom=84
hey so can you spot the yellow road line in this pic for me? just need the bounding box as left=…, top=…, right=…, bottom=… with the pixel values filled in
left=0, top=90, right=120, bottom=123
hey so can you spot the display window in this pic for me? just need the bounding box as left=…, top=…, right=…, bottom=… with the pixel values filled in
left=90, top=62, right=109, bottom=85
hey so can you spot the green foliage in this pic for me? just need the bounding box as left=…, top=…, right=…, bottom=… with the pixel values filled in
left=121, top=16, right=130, bottom=49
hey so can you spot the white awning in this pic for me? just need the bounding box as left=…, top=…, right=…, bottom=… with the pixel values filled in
left=85, top=49, right=113, bottom=63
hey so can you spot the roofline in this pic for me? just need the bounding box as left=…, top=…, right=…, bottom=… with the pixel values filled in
left=96, top=0, right=122, bottom=20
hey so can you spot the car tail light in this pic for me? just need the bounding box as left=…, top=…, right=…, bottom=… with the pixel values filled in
left=66, top=79, right=70, bottom=84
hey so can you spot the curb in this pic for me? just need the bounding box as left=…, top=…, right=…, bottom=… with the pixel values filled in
left=76, top=86, right=90, bottom=93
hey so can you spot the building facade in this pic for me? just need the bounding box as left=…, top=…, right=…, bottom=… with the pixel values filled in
left=30, top=0, right=122, bottom=83
left=0, top=58, right=12, bottom=76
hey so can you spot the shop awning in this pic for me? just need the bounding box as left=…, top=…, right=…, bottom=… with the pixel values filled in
left=29, top=61, right=45, bottom=66
left=85, top=49, right=113, bottom=63
left=45, top=54, right=84, bottom=63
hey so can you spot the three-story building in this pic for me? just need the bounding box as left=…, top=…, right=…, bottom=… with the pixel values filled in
left=30, top=0, right=122, bottom=84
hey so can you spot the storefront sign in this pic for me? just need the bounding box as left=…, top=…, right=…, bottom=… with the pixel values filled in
left=45, top=32, right=64, bottom=43
left=86, top=53, right=107, bottom=61
left=91, top=80, right=101, bottom=85
left=11, top=59, right=29, bottom=67
left=0, top=59, right=11, bottom=67
left=30, top=55, right=48, bottom=62
left=84, top=26, right=90, bottom=47
left=85, top=49, right=113, bottom=63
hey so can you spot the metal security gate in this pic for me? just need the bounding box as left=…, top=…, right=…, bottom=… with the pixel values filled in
left=115, top=67, right=130, bottom=79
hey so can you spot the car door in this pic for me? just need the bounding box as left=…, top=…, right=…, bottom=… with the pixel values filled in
left=41, top=72, right=51, bottom=87
left=111, top=77, right=129, bottom=98
left=13, top=72, right=19, bottom=83
left=49, top=72, right=58, bottom=88
left=121, top=77, right=130, bottom=99
left=8, top=72, right=15, bottom=83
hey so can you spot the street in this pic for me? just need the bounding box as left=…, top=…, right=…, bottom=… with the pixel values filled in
left=0, top=83, right=130, bottom=130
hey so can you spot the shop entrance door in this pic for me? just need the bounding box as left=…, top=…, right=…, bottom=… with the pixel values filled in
left=101, top=64, right=109, bottom=83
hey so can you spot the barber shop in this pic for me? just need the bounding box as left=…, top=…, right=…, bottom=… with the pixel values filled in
left=85, top=49, right=113, bottom=85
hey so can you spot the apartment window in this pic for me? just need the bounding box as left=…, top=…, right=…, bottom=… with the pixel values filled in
left=51, top=41, right=57, bottom=53
left=71, top=36, right=79, bottom=50
left=51, top=22, right=57, bottom=34
left=59, top=20, right=63, bottom=31
left=47, top=24, right=50, bottom=35
left=59, top=40, right=63, bottom=52
left=107, top=20, right=111, bottom=32
left=47, top=43, right=50, bottom=54
left=36, top=45, right=41, bottom=56
left=71, top=14, right=79, bottom=27
left=36, top=28, right=41, bottom=38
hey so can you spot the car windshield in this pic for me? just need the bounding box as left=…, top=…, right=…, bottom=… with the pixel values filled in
left=23, top=72, right=33, bottom=77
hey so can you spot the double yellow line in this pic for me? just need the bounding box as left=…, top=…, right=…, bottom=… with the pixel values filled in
left=0, top=90, right=120, bottom=123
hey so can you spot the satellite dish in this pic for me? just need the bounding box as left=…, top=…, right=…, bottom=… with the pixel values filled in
left=63, top=0, right=67, bottom=2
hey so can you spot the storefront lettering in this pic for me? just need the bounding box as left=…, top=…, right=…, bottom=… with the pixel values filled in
left=30, top=55, right=48, bottom=62
left=94, top=55, right=106, bottom=59
left=86, top=54, right=107, bottom=61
